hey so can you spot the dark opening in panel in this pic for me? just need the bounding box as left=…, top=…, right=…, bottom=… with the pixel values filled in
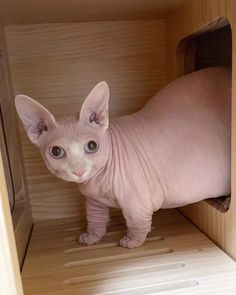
left=195, top=25, right=231, bottom=70
left=177, top=19, right=232, bottom=212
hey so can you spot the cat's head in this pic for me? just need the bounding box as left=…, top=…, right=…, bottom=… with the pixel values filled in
left=15, top=82, right=110, bottom=183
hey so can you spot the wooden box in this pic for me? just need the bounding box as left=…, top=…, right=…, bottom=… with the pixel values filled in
left=1, top=0, right=236, bottom=294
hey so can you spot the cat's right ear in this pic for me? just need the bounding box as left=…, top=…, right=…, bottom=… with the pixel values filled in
left=15, top=95, right=57, bottom=146
left=80, top=81, right=109, bottom=130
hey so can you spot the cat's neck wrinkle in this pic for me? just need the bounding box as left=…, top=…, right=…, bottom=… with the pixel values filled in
left=81, top=125, right=114, bottom=185
left=80, top=115, right=164, bottom=211
left=108, top=115, right=165, bottom=211
left=95, top=128, right=113, bottom=179
left=83, top=118, right=132, bottom=189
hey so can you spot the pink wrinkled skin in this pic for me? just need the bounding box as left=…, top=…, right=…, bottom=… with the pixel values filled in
left=79, top=67, right=231, bottom=248
left=15, top=67, right=231, bottom=248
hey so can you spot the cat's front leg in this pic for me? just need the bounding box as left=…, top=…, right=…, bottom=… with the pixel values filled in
left=79, top=197, right=110, bottom=246
left=120, top=210, right=152, bottom=248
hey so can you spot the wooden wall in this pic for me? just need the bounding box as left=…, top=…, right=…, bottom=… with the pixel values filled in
left=0, top=26, right=32, bottom=267
left=0, top=0, right=184, bottom=24
left=0, top=25, right=25, bottom=294
left=166, top=0, right=236, bottom=259
left=5, top=20, right=168, bottom=222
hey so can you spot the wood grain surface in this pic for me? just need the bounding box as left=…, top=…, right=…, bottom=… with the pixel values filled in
left=22, top=209, right=236, bottom=295
left=0, top=151, right=24, bottom=295
left=0, top=0, right=184, bottom=24
left=166, top=0, right=236, bottom=259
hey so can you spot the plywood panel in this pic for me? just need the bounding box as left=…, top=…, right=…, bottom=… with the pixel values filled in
left=166, top=0, right=236, bottom=259
left=0, top=0, right=184, bottom=24
left=6, top=20, right=168, bottom=222
left=22, top=209, right=236, bottom=295
left=13, top=203, right=32, bottom=267
left=0, top=27, right=29, bottom=211
left=0, top=152, right=24, bottom=295
left=0, top=25, right=32, bottom=267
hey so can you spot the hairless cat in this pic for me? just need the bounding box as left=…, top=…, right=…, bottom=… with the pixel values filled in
left=15, top=67, right=231, bottom=248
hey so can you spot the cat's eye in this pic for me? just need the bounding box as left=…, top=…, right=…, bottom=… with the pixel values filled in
left=84, top=140, right=99, bottom=154
left=49, top=146, right=66, bottom=159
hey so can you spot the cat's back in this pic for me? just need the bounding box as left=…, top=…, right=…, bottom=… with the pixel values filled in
left=136, top=67, right=231, bottom=207
left=143, top=67, right=231, bottom=117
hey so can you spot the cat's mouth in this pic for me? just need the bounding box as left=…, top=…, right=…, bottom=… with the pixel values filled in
left=71, top=169, right=92, bottom=183
left=46, top=163, right=92, bottom=183
left=50, top=169, right=88, bottom=183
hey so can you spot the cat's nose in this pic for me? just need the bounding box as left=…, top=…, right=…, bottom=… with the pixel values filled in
left=73, top=170, right=85, bottom=177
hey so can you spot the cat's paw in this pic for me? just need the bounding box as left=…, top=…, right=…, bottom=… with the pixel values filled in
left=79, top=232, right=102, bottom=246
left=119, top=235, right=144, bottom=248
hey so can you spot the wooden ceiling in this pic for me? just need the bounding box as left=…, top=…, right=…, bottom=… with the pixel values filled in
left=0, top=0, right=184, bottom=24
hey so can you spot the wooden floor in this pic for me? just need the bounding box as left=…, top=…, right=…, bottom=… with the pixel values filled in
left=22, top=209, right=236, bottom=295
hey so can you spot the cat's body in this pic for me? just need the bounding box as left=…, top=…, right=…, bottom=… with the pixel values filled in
left=15, top=67, right=231, bottom=248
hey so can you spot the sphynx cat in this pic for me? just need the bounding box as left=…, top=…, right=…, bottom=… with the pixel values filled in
left=15, top=67, right=231, bottom=248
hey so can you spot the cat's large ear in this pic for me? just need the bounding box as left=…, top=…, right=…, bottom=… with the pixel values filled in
left=15, top=95, right=57, bottom=145
left=80, top=81, right=109, bottom=129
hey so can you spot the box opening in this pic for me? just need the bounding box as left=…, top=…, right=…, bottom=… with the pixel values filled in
left=177, top=18, right=232, bottom=212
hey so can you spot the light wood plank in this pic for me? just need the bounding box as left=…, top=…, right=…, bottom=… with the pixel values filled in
left=166, top=0, right=236, bottom=259
left=0, top=25, right=32, bottom=267
left=0, top=151, right=24, bottom=295
left=0, top=0, right=184, bottom=24
left=22, top=209, right=236, bottom=295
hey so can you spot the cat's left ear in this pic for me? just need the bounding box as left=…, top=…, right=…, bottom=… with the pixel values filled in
left=15, top=94, right=57, bottom=146
left=80, top=81, right=109, bottom=129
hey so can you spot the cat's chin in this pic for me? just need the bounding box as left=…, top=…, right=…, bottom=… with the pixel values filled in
left=60, top=177, right=86, bottom=184
left=61, top=175, right=90, bottom=184
left=75, top=179, right=87, bottom=184
left=52, top=173, right=82, bottom=183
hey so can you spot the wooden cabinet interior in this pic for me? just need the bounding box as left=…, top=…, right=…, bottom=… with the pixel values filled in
left=0, top=1, right=236, bottom=294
